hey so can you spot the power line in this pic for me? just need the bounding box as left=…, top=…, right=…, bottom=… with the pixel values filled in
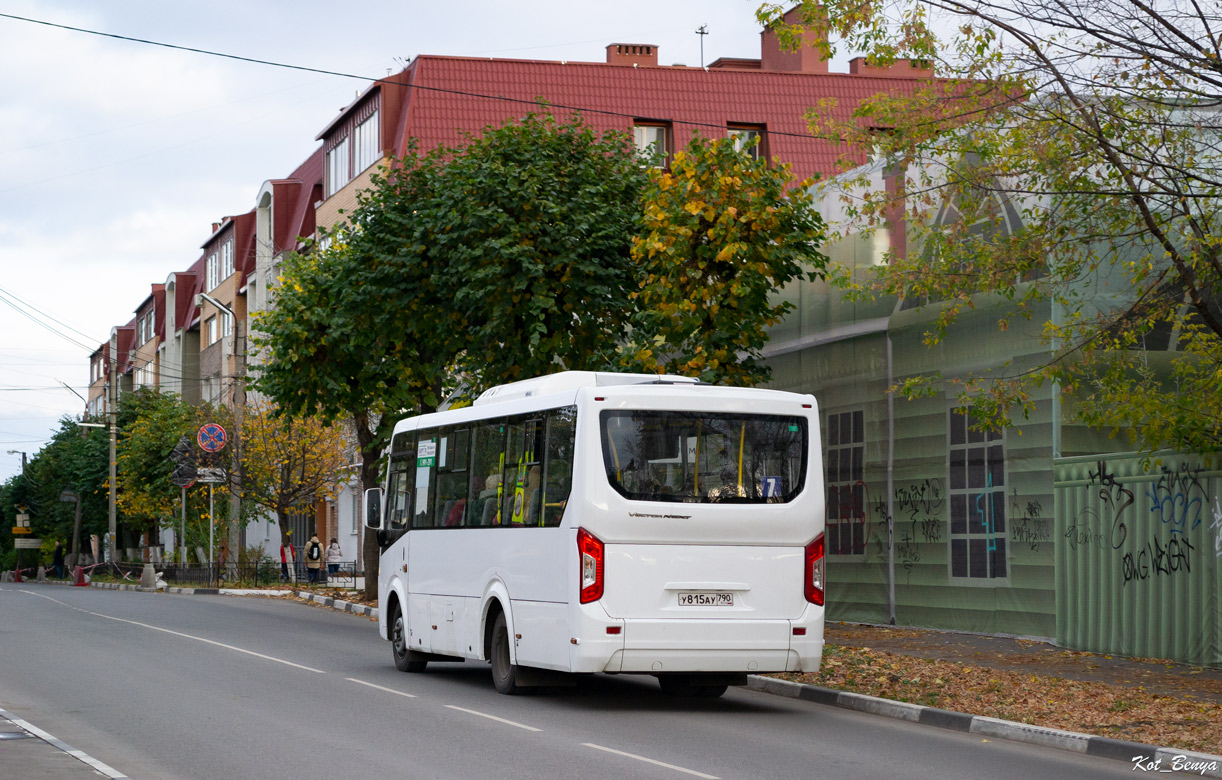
left=0, top=285, right=101, bottom=344
left=0, top=291, right=95, bottom=353
left=0, top=11, right=853, bottom=144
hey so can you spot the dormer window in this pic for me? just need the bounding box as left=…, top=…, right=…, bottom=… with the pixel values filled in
left=633, top=122, right=671, bottom=168
left=327, top=136, right=351, bottom=197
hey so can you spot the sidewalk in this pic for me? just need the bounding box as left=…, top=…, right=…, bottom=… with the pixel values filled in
left=0, top=706, right=128, bottom=779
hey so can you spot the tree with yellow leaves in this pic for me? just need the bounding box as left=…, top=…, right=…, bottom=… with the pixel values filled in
left=625, top=135, right=828, bottom=385
left=240, top=399, right=348, bottom=547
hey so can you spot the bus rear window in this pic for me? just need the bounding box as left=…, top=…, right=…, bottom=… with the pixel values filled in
left=600, top=411, right=807, bottom=503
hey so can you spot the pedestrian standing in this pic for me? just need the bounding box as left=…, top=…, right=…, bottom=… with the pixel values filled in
left=52, top=541, right=65, bottom=579
left=305, top=534, right=323, bottom=584
left=325, top=537, right=342, bottom=579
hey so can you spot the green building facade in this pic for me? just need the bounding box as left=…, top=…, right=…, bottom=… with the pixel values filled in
left=765, top=166, right=1221, bottom=665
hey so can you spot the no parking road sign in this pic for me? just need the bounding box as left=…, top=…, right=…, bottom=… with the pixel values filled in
left=197, top=423, right=227, bottom=453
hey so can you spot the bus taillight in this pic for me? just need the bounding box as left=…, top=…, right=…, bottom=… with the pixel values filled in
left=577, top=527, right=604, bottom=604
left=804, top=534, right=825, bottom=606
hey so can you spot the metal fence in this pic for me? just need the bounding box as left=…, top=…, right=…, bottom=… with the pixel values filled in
left=1055, top=451, right=1221, bottom=667
left=111, top=560, right=366, bottom=589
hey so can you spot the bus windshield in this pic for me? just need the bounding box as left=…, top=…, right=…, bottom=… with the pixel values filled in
left=600, top=410, right=807, bottom=504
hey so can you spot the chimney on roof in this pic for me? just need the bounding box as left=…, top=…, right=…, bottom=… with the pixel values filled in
left=211, top=222, right=220, bottom=233
left=760, top=5, right=829, bottom=74
left=606, top=43, right=658, bottom=67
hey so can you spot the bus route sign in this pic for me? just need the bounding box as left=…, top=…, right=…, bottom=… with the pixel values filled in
left=197, top=423, right=227, bottom=453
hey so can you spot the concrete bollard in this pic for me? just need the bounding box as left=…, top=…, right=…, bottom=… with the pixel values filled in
left=73, top=566, right=88, bottom=586
left=140, top=563, right=157, bottom=589
left=36, top=566, right=47, bottom=581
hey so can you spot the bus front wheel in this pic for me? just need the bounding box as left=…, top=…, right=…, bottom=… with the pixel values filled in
left=490, top=612, right=520, bottom=695
left=391, top=602, right=428, bottom=673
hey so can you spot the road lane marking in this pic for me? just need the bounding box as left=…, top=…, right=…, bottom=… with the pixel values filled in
left=444, top=705, right=542, bottom=732
left=0, top=705, right=131, bottom=779
left=346, top=678, right=417, bottom=698
left=21, top=589, right=326, bottom=674
left=583, top=743, right=719, bottom=779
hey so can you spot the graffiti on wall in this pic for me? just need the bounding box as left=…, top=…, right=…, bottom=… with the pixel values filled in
left=1066, top=459, right=1217, bottom=585
left=868, top=479, right=945, bottom=579
left=1147, top=463, right=1208, bottom=536
left=1010, top=490, right=1051, bottom=551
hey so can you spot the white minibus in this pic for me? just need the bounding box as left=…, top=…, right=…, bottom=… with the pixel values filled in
left=364, top=371, right=825, bottom=696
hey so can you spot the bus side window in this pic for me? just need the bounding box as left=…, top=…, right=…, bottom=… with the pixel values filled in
left=413, top=433, right=437, bottom=528
left=470, top=419, right=506, bottom=526
left=542, top=406, right=576, bottom=527
left=434, top=427, right=471, bottom=527
left=387, top=457, right=413, bottom=531
left=503, top=416, right=543, bottom=526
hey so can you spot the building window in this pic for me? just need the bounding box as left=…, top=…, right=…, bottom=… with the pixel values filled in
left=206, top=252, right=219, bottom=291
left=223, top=312, right=232, bottom=338
left=948, top=407, right=1007, bottom=580
left=220, top=239, right=234, bottom=281
left=633, top=123, right=670, bottom=168
left=826, top=409, right=865, bottom=556
left=136, top=311, right=154, bottom=345
left=354, top=111, right=379, bottom=174
left=728, top=125, right=765, bottom=160
left=206, top=316, right=218, bottom=346
left=327, top=136, right=350, bottom=197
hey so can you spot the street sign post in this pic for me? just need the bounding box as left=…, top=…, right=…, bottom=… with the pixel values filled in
left=197, top=424, right=227, bottom=453
left=14, top=538, right=41, bottom=550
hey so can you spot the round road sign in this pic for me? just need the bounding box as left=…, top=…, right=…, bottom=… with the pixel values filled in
left=197, top=423, right=228, bottom=453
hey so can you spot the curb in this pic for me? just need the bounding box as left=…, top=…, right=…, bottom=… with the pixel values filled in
left=746, top=676, right=1222, bottom=777
left=292, top=589, right=378, bottom=618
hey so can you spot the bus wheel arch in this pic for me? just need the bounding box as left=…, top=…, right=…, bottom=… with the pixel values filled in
left=388, top=596, right=428, bottom=673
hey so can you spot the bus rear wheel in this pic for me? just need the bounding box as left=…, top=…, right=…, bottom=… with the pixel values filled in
left=391, top=602, right=428, bottom=673
left=490, top=612, right=520, bottom=695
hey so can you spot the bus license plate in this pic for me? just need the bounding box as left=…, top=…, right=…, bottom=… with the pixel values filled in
left=677, top=592, right=733, bottom=607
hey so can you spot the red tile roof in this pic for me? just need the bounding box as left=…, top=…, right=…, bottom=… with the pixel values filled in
left=388, top=55, right=927, bottom=182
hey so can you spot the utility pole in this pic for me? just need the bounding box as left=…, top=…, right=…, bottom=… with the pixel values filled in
left=107, top=330, right=118, bottom=568
left=696, top=24, right=708, bottom=68
left=228, top=317, right=245, bottom=578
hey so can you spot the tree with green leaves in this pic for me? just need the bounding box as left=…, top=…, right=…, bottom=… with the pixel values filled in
left=254, top=112, right=649, bottom=596
left=430, top=112, right=650, bottom=390
left=758, top=0, right=1222, bottom=451
left=624, top=135, right=828, bottom=385
left=1, top=417, right=108, bottom=571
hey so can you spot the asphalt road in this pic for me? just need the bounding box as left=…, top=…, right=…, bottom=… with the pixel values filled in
left=0, top=585, right=1137, bottom=780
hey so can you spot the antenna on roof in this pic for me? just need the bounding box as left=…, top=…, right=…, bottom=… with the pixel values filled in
left=696, top=24, right=708, bottom=68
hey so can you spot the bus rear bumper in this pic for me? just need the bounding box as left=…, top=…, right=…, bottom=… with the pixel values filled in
left=593, top=616, right=823, bottom=675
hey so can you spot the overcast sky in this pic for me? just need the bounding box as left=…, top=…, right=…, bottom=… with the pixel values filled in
left=0, top=0, right=863, bottom=483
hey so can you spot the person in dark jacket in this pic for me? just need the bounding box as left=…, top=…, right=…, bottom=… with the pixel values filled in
left=52, top=541, right=65, bottom=579
left=304, top=534, right=323, bottom=583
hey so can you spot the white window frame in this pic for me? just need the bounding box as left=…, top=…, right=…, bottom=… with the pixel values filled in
left=354, top=111, right=380, bottom=174
left=633, top=123, right=670, bottom=168
left=728, top=125, right=765, bottom=160
left=206, top=253, right=219, bottom=291
left=206, top=316, right=218, bottom=346
left=220, top=239, right=234, bottom=281
left=327, top=136, right=350, bottom=197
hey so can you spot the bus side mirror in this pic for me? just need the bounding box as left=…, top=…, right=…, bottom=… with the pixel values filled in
left=364, top=487, right=384, bottom=530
